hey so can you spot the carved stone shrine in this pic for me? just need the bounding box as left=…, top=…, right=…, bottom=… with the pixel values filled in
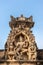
left=0, top=15, right=43, bottom=65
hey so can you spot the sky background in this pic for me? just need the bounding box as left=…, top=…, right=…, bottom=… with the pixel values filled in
left=0, top=0, right=43, bottom=49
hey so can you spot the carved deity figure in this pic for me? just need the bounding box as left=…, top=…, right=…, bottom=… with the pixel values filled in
left=28, top=42, right=37, bottom=60
left=6, top=42, right=15, bottom=60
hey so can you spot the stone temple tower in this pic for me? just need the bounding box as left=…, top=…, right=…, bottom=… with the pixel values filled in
left=5, top=15, right=37, bottom=65
left=0, top=15, right=43, bottom=65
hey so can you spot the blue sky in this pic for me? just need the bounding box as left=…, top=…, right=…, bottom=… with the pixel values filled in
left=0, top=0, right=43, bottom=49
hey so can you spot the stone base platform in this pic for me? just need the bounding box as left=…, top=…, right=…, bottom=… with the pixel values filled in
left=0, top=60, right=43, bottom=65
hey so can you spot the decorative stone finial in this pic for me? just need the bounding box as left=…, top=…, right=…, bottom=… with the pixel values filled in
left=9, top=15, right=34, bottom=29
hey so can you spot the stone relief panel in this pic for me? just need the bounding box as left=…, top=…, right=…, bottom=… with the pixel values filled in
left=5, top=30, right=37, bottom=61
